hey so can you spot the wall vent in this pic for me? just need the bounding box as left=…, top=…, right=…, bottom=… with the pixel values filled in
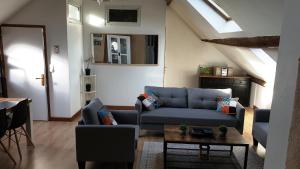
left=106, top=6, right=141, bottom=26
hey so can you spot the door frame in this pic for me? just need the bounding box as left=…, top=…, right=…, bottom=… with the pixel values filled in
left=0, top=24, right=51, bottom=120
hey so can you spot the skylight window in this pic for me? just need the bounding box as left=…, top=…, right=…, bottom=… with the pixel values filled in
left=203, top=0, right=231, bottom=21
left=250, top=48, right=276, bottom=67
left=187, top=0, right=242, bottom=33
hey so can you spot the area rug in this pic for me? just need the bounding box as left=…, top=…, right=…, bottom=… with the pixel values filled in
left=139, top=141, right=264, bottom=169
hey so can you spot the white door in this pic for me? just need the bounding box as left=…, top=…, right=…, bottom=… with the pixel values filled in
left=107, top=35, right=131, bottom=64
left=2, top=27, right=48, bottom=121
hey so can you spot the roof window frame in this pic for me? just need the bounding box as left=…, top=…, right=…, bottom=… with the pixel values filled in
left=203, top=0, right=232, bottom=21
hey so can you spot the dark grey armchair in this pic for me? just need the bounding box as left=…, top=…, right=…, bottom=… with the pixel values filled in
left=252, top=109, right=270, bottom=148
left=75, top=98, right=138, bottom=169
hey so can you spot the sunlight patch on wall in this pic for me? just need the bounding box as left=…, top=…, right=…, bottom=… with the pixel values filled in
left=87, top=14, right=105, bottom=27
left=6, top=43, right=45, bottom=91
left=250, top=48, right=277, bottom=108
left=187, top=0, right=242, bottom=33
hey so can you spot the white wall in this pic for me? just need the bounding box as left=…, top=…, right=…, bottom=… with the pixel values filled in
left=82, top=0, right=166, bottom=106
left=0, top=0, right=32, bottom=23
left=6, top=0, right=72, bottom=117
left=264, top=0, right=300, bottom=168
left=67, top=22, right=83, bottom=116
left=165, top=7, right=244, bottom=88
left=67, top=0, right=83, bottom=116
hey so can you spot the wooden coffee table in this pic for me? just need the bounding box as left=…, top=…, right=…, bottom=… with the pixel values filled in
left=163, top=125, right=249, bottom=169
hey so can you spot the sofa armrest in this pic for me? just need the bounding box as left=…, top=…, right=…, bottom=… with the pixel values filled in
left=235, top=102, right=245, bottom=134
left=254, top=109, right=270, bottom=123
left=111, top=110, right=138, bottom=124
left=75, top=125, right=136, bottom=162
left=135, top=99, right=143, bottom=113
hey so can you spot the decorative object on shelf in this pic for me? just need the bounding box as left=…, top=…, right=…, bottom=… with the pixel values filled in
left=81, top=75, right=96, bottom=107
left=86, top=84, right=92, bottom=92
left=85, top=100, right=91, bottom=105
left=199, top=66, right=213, bottom=75
left=227, top=67, right=234, bottom=76
left=84, top=57, right=93, bottom=75
left=179, top=124, right=188, bottom=135
left=221, top=67, right=228, bottom=76
left=213, top=66, right=222, bottom=76
left=219, top=125, right=228, bottom=137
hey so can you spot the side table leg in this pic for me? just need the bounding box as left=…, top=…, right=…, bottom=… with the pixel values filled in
left=243, top=145, right=249, bottom=169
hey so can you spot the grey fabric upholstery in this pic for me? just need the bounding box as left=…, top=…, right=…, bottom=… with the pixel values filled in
left=145, top=86, right=187, bottom=108
left=76, top=125, right=136, bottom=162
left=252, top=109, right=270, bottom=148
left=253, top=109, right=270, bottom=123
left=187, top=88, right=232, bottom=109
left=76, top=98, right=138, bottom=169
left=81, top=98, right=103, bottom=125
left=137, top=86, right=246, bottom=134
left=140, top=108, right=238, bottom=127
left=111, top=110, right=139, bottom=125
left=235, top=102, right=245, bottom=134
left=252, top=122, right=269, bottom=147
left=135, top=99, right=143, bottom=113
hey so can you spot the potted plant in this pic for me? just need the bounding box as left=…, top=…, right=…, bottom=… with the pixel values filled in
left=179, top=124, right=188, bottom=135
left=219, top=125, right=228, bottom=137
left=84, top=57, right=93, bottom=75
left=86, top=83, right=92, bottom=92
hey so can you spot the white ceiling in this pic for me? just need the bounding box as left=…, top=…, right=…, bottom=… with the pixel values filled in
left=0, top=0, right=32, bottom=24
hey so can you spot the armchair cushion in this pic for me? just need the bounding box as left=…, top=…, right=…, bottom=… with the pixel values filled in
left=81, top=98, right=104, bottom=125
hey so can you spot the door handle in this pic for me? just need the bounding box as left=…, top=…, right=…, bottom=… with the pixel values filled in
left=35, top=74, right=45, bottom=86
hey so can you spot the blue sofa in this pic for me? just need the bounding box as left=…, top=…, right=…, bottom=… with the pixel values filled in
left=135, top=86, right=246, bottom=134
left=75, top=98, right=139, bottom=169
left=252, top=109, right=270, bottom=148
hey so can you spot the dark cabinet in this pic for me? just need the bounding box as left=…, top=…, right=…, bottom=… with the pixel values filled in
left=199, top=76, right=251, bottom=106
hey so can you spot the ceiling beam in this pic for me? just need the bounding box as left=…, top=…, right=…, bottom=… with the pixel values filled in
left=202, top=36, right=280, bottom=48
left=248, top=75, right=266, bottom=87
left=165, top=0, right=173, bottom=6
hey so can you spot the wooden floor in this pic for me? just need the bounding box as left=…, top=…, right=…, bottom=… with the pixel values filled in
left=0, top=108, right=265, bottom=169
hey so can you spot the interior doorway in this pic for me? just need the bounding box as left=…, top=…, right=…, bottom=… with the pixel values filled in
left=0, top=24, right=51, bottom=121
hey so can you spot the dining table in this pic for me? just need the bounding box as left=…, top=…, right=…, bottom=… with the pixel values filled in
left=0, top=98, right=33, bottom=145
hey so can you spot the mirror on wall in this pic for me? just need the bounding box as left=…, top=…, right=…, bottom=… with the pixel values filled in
left=91, top=33, right=158, bottom=65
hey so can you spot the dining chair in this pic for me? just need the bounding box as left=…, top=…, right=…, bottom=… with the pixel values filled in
left=7, top=99, right=34, bottom=160
left=0, top=108, right=16, bottom=164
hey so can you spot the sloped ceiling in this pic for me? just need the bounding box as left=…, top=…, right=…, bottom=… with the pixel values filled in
left=169, top=0, right=284, bottom=82
left=0, top=0, right=32, bottom=24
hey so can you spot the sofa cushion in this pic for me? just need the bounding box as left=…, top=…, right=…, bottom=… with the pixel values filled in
left=187, top=88, right=232, bottom=110
left=82, top=98, right=104, bottom=125
left=140, top=108, right=238, bottom=126
left=253, top=122, right=269, bottom=147
left=145, top=86, right=187, bottom=108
